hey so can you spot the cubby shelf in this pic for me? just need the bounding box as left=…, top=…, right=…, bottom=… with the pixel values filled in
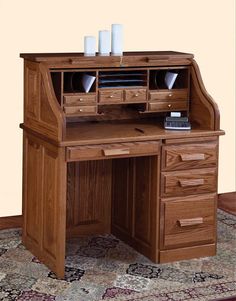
left=50, top=66, right=190, bottom=119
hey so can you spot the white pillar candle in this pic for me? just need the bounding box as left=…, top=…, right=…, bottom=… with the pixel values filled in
left=98, top=30, right=111, bottom=56
left=84, top=36, right=96, bottom=56
left=111, top=24, right=123, bottom=56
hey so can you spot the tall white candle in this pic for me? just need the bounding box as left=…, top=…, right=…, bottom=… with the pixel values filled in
left=84, top=36, right=96, bottom=56
left=111, top=24, right=123, bottom=56
left=98, top=30, right=111, bottom=56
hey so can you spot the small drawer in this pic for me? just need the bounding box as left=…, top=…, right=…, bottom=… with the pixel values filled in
left=149, top=89, right=188, bottom=101
left=98, top=89, right=123, bottom=103
left=124, top=89, right=147, bottom=102
left=162, top=141, right=218, bottom=171
left=161, top=167, right=217, bottom=197
left=66, top=141, right=161, bottom=162
left=64, top=94, right=96, bottom=105
left=160, top=193, right=216, bottom=249
left=63, top=105, right=97, bottom=115
left=148, top=101, right=188, bottom=112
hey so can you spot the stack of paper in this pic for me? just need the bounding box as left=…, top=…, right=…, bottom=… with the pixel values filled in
left=165, top=71, right=178, bottom=90
left=82, top=74, right=96, bottom=93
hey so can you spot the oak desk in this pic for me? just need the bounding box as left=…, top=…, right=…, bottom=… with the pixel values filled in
left=20, top=51, right=224, bottom=278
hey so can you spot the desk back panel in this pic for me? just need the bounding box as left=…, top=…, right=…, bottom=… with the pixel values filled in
left=66, top=160, right=112, bottom=237
left=112, top=155, right=160, bottom=262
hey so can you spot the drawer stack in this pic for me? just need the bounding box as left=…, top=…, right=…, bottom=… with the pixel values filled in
left=159, top=138, right=218, bottom=262
left=148, top=89, right=188, bottom=112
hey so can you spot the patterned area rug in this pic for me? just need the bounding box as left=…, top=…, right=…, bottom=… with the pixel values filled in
left=0, top=209, right=236, bottom=301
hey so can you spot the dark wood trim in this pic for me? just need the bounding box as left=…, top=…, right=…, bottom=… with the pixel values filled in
left=0, top=215, right=23, bottom=230
left=218, top=192, right=236, bottom=215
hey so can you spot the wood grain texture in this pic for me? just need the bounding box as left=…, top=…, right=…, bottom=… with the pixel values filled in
left=148, top=101, right=188, bottom=112
left=0, top=216, right=23, bottom=230
left=148, top=89, right=188, bottom=101
left=124, top=89, right=147, bottom=102
left=160, top=194, right=216, bottom=249
left=189, top=60, right=220, bottom=130
left=162, top=141, right=218, bottom=171
left=161, top=167, right=217, bottom=197
left=112, top=155, right=160, bottom=262
left=218, top=192, right=236, bottom=215
left=66, top=141, right=160, bottom=162
left=112, top=158, right=134, bottom=239
left=23, top=61, right=65, bottom=142
left=20, top=52, right=223, bottom=277
left=22, top=133, right=66, bottom=278
left=66, top=160, right=112, bottom=237
left=62, top=121, right=224, bottom=147
left=63, top=93, right=96, bottom=105
left=159, top=243, right=216, bottom=263
left=99, top=89, right=123, bottom=103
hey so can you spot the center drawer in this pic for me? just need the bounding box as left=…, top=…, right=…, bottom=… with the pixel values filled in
left=124, top=89, right=147, bottom=102
left=160, top=193, right=216, bottom=249
left=98, top=89, right=123, bottom=103
left=66, top=140, right=161, bottom=161
left=161, top=167, right=217, bottom=197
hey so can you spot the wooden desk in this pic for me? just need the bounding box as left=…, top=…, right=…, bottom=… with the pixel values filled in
left=20, top=51, right=224, bottom=278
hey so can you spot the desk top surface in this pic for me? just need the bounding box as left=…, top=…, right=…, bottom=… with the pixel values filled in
left=20, top=51, right=194, bottom=62
left=62, top=119, right=224, bottom=146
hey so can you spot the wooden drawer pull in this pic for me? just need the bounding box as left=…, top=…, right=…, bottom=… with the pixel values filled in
left=103, top=148, right=130, bottom=156
left=179, top=179, right=204, bottom=187
left=180, top=153, right=205, bottom=161
left=177, top=217, right=203, bottom=227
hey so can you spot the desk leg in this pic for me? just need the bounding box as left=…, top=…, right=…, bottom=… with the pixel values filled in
left=22, top=133, right=67, bottom=278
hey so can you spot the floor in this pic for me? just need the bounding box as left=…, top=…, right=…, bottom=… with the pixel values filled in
left=0, top=209, right=236, bottom=301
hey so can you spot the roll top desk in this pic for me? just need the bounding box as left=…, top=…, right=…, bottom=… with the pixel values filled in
left=20, top=51, right=224, bottom=278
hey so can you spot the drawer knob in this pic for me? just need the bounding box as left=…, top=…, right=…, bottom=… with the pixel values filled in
left=109, top=95, right=114, bottom=98
left=79, top=98, right=83, bottom=101
left=180, top=153, right=205, bottom=161
left=79, top=109, right=83, bottom=112
left=177, top=217, right=203, bottom=227
left=168, top=104, right=172, bottom=108
left=179, top=179, right=204, bottom=187
left=135, top=94, right=139, bottom=97
left=168, top=93, right=172, bottom=97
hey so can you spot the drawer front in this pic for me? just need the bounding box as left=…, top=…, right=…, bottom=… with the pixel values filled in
left=161, top=168, right=217, bottom=197
left=98, top=89, right=123, bottom=103
left=63, top=105, right=97, bottom=115
left=66, top=141, right=161, bottom=161
left=162, top=142, right=218, bottom=171
left=149, top=89, right=188, bottom=101
left=124, top=89, right=147, bottom=102
left=160, top=194, right=216, bottom=249
left=148, top=101, right=188, bottom=112
left=64, top=94, right=96, bottom=105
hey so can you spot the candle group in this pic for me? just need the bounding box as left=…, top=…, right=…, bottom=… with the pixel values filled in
left=84, top=24, right=123, bottom=56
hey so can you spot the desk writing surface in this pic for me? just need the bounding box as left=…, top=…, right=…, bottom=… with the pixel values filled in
left=63, top=120, right=224, bottom=146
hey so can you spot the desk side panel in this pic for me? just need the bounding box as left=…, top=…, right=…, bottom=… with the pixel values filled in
left=23, top=61, right=65, bottom=141
left=189, top=60, right=220, bottom=130
left=22, top=132, right=66, bottom=278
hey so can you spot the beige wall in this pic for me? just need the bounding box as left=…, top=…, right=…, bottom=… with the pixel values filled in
left=0, top=0, right=235, bottom=217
